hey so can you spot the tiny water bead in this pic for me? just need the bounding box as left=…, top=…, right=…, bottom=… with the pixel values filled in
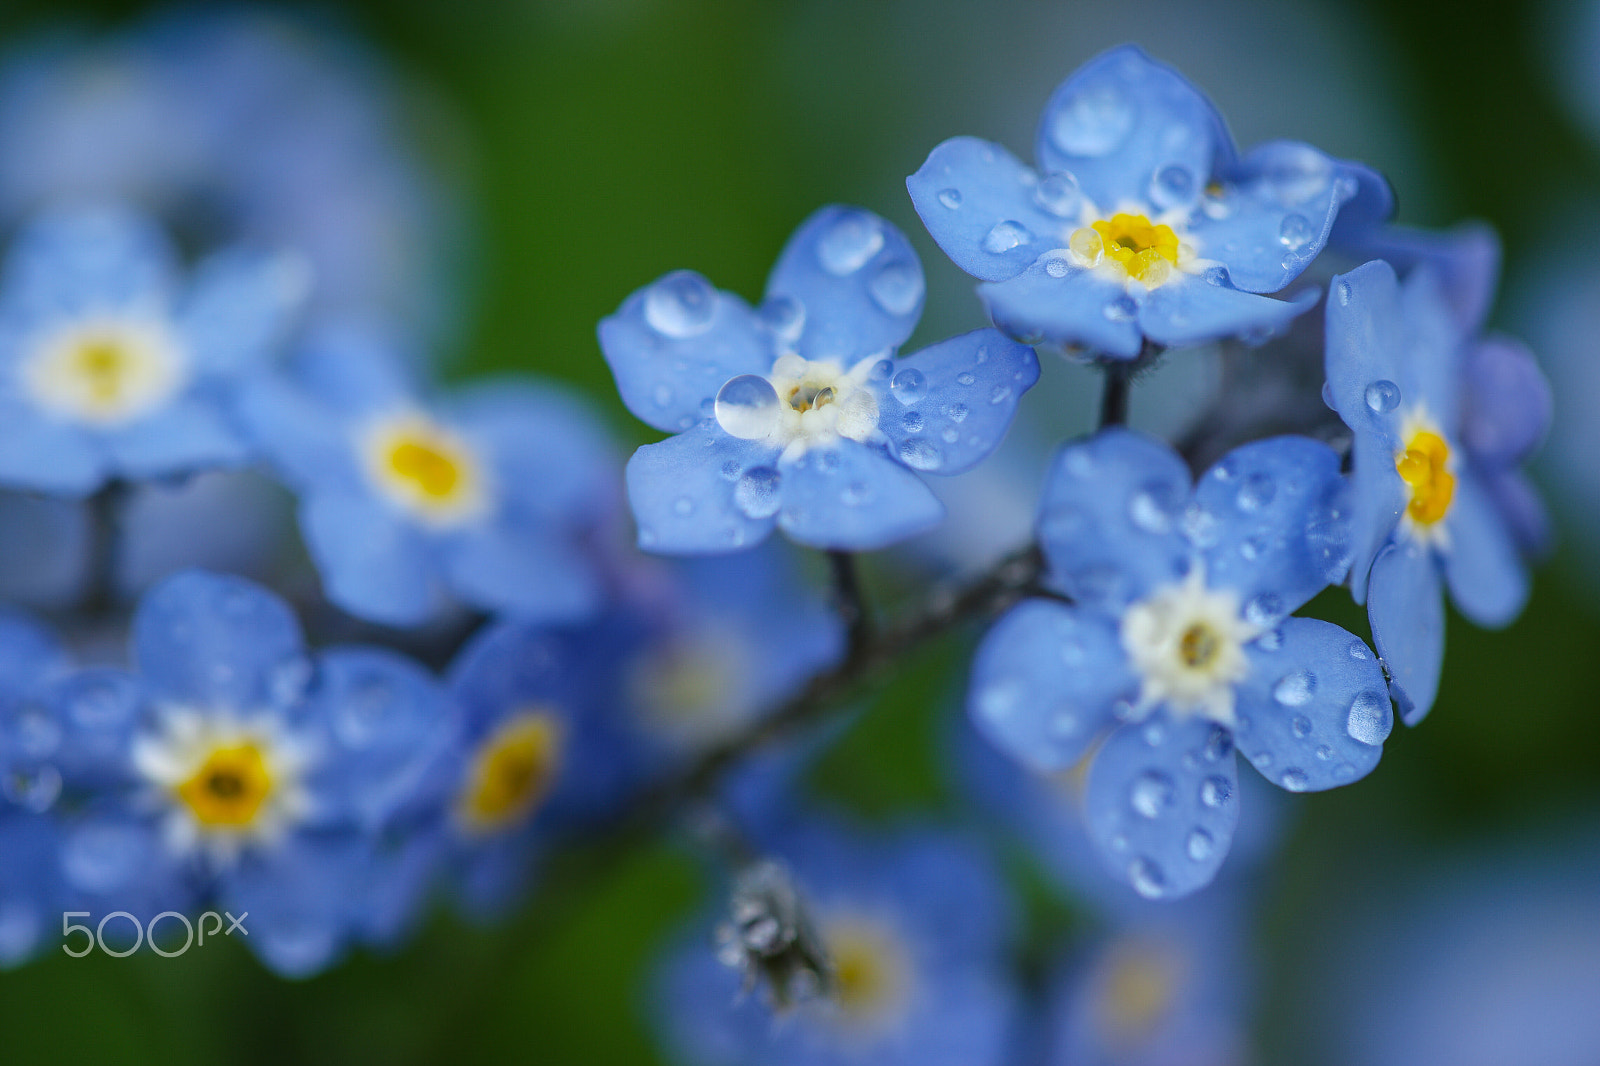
left=1364, top=379, right=1401, bottom=414
left=1272, top=669, right=1316, bottom=707
left=1186, top=828, right=1214, bottom=862
left=1130, top=770, right=1176, bottom=818
left=937, top=187, right=962, bottom=209
left=816, top=210, right=884, bottom=275
left=1032, top=171, right=1082, bottom=216
left=713, top=375, right=782, bottom=439
left=1277, top=212, right=1314, bottom=251
left=982, top=219, right=1034, bottom=254
left=643, top=270, right=718, bottom=338
left=1199, top=775, right=1231, bottom=808
left=889, top=366, right=927, bottom=405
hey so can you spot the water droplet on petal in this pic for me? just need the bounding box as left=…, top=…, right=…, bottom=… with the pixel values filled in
left=714, top=375, right=781, bottom=439
left=1033, top=171, right=1082, bottom=216
left=1348, top=640, right=1371, bottom=661
left=1291, top=714, right=1312, bottom=738
left=1050, top=86, right=1135, bottom=157
left=1104, top=295, right=1137, bottom=322
left=937, top=187, right=962, bottom=209
left=1346, top=690, right=1392, bottom=745
left=1129, top=856, right=1168, bottom=899
left=758, top=295, right=806, bottom=343
left=944, top=402, right=969, bottom=423
left=901, top=410, right=925, bottom=433
left=734, top=468, right=782, bottom=518
left=982, top=220, right=1033, bottom=254
left=1278, top=213, right=1314, bottom=250
left=1244, top=593, right=1283, bottom=627
left=869, top=261, right=924, bottom=315
left=988, top=384, right=1012, bottom=405
left=1336, top=279, right=1352, bottom=306
left=1128, top=486, right=1175, bottom=534
left=1044, top=256, right=1069, bottom=278
left=673, top=496, right=694, bottom=516
left=816, top=210, right=884, bottom=274
left=1273, top=670, right=1316, bottom=707
left=1202, top=265, right=1231, bottom=287
left=1280, top=768, right=1310, bottom=791
left=890, top=367, right=928, bottom=405
left=1149, top=164, right=1196, bottom=210
left=1130, top=771, right=1175, bottom=818
left=1261, top=145, right=1333, bottom=204
left=841, top=481, right=873, bottom=506
left=1236, top=472, right=1276, bottom=512
left=1200, top=775, right=1232, bottom=808
left=898, top=438, right=943, bottom=471
left=1186, top=828, right=1215, bottom=862
left=644, top=270, right=718, bottom=337
left=1182, top=504, right=1219, bottom=547
left=1364, top=379, right=1401, bottom=414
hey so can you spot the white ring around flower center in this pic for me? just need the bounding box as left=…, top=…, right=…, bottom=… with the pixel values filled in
left=713, top=353, right=881, bottom=460
left=20, top=314, right=189, bottom=426
left=1119, top=564, right=1261, bottom=726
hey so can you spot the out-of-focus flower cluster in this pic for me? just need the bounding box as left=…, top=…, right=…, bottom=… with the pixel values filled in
left=0, top=12, right=1556, bottom=1066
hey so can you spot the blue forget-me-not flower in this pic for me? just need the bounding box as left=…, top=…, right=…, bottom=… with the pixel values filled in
left=0, top=206, right=302, bottom=496
left=601, top=205, right=1039, bottom=553
left=1325, top=258, right=1548, bottom=723
left=239, top=323, right=618, bottom=627
left=908, top=45, right=1373, bottom=359
left=969, top=429, right=1389, bottom=898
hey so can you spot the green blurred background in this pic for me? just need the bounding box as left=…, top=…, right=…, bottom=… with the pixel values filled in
left=0, top=0, right=1596, bottom=1062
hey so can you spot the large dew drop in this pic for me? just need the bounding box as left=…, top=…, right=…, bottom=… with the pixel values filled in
left=644, top=270, right=718, bottom=338
left=1032, top=171, right=1082, bottom=217
left=1346, top=690, right=1392, bottom=746
left=982, top=220, right=1033, bottom=254
left=816, top=210, right=884, bottom=275
left=890, top=367, right=927, bottom=405
left=1364, top=379, right=1401, bottom=414
left=714, top=375, right=781, bottom=440
left=1129, top=770, right=1175, bottom=819
left=734, top=467, right=782, bottom=518
left=1273, top=670, right=1317, bottom=707
left=869, top=261, right=924, bottom=315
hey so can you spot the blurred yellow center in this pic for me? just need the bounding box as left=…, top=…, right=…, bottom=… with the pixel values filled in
left=365, top=413, right=485, bottom=524
left=1395, top=429, right=1455, bottom=526
left=458, top=711, right=563, bottom=833
left=1178, top=622, right=1221, bottom=669
left=1097, top=943, right=1179, bottom=1044
left=388, top=439, right=461, bottom=499
left=1072, top=213, right=1180, bottom=285
left=22, top=317, right=187, bottom=425
left=821, top=917, right=910, bottom=1029
left=175, top=743, right=273, bottom=827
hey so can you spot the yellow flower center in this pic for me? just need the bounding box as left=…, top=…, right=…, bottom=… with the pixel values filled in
left=175, top=743, right=274, bottom=827
left=363, top=412, right=486, bottom=525
left=1177, top=622, right=1220, bottom=669
left=1071, top=213, right=1181, bottom=285
left=822, top=917, right=911, bottom=1029
left=787, top=382, right=837, bottom=413
left=22, top=318, right=187, bottom=425
left=1395, top=429, right=1455, bottom=527
left=1095, top=940, right=1181, bottom=1046
left=456, top=710, right=563, bottom=834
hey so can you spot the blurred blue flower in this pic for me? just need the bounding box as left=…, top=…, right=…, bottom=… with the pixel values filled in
left=239, top=323, right=618, bottom=627
left=39, top=570, right=451, bottom=976
left=969, top=429, right=1386, bottom=898
left=0, top=205, right=302, bottom=496
left=1324, top=259, right=1548, bottom=723
left=600, top=205, right=1039, bottom=554
left=907, top=45, right=1375, bottom=358
left=653, top=821, right=1019, bottom=1066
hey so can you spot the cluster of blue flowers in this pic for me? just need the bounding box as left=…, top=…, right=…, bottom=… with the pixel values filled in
left=0, top=15, right=1552, bottom=1065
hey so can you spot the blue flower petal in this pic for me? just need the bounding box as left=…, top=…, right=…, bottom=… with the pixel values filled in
left=906, top=137, right=1072, bottom=282
left=1443, top=470, right=1529, bottom=629
left=131, top=570, right=305, bottom=709
left=1234, top=617, right=1391, bottom=791
left=625, top=423, right=778, bottom=554
left=1326, top=161, right=1397, bottom=252
left=1195, top=436, right=1347, bottom=618
left=968, top=599, right=1134, bottom=772
left=0, top=402, right=104, bottom=496
left=0, top=206, right=177, bottom=319
left=179, top=247, right=306, bottom=377
left=1140, top=274, right=1317, bottom=349
left=1484, top=468, right=1552, bottom=559
left=979, top=258, right=1142, bottom=357
left=1461, top=336, right=1551, bottom=468
left=291, top=323, right=420, bottom=418
left=599, top=272, right=770, bottom=434
left=103, top=397, right=250, bottom=480
left=764, top=205, right=924, bottom=364
left=1037, top=429, right=1189, bottom=611
left=219, top=833, right=366, bottom=978
left=1325, top=260, right=1409, bottom=599
left=1084, top=714, right=1240, bottom=900
left=442, top=525, right=600, bottom=622
left=1367, top=541, right=1444, bottom=725
left=874, top=329, right=1039, bottom=476
left=299, top=494, right=441, bottom=625
left=1399, top=266, right=1464, bottom=440
left=235, top=376, right=364, bottom=495
left=1034, top=45, right=1228, bottom=214
left=1190, top=141, right=1357, bottom=293
left=774, top=440, right=943, bottom=551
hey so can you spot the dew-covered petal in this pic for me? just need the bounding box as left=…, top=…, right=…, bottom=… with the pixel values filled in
left=299, top=494, right=441, bottom=626
left=875, top=329, right=1039, bottom=476
left=219, top=833, right=367, bottom=978
left=1083, top=715, right=1240, bottom=901
left=1335, top=220, right=1498, bottom=338
left=1034, top=45, right=1228, bottom=213
left=0, top=206, right=177, bottom=319
left=1234, top=617, right=1391, bottom=792
left=179, top=247, right=307, bottom=377
left=764, top=205, right=924, bottom=363
left=103, top=396, right=250, bottom=480
left=1037, top=428, right=1189, bottom=611
left=1325, top=260, right=1409, bottom=598
left=0, top=402, right=105, bottom=496
left=1443, top=470, right=1529, bottom=630
left=234, top=375, right=363, bottom=494
left=442, top=525, right=600, bottom=623
left=774, top=440, right=943, bottom=551
left=625, top=423, right=779, bottom=555
left=1367, top=541, right=1444, bottom=725
left=1325, top=161, right=1397, bottom=254
left=906, top=137, right=1071, bottom=282
left=1195, top=436, right=1347, bottom=618
left=598, top=272, right=770, bottom=434
left=968, top=599, right=1134, bottom=773
left=131, top=569, right=306, bottom=709
left=1139, top=274, right=1317, bottom=349
left=979, top=258, right=1142, bottom=358
left=1189, top=141, right=1358, bottom=293
left=1461, top=335, right=1551, bottom=468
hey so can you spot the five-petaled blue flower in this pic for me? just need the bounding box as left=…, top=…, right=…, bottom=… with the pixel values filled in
left=969, top=429, right=1389, bottom=899
left=1325, top=258, right=1549, bottom=723
left=239, top=324, right=619, bottom=627
left=908, top=45, right=1372, bottom=359
left=600, top=205, right=1040, bottom=553
left=0, top=206, right=302, bottom=495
